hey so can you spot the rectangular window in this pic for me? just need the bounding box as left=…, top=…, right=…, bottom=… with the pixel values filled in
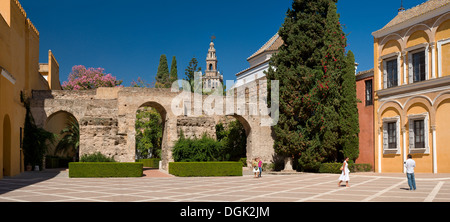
left=413, top=51, right=426, bottom=83
left=388, top=122, right=397, bottom=149
left=386, top=59, right=398, bottom=88
left=414, top=119, right=425, bottom=148
left=365, top=80, right=373, bottom=106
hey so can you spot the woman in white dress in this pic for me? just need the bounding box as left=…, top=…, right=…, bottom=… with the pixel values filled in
left=252, top=158, right=259, bottom=178
left=338, top=157, right=350, bottom=187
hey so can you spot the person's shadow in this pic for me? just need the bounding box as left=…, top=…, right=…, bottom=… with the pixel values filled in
left=400, top=188, right=410, bottom=190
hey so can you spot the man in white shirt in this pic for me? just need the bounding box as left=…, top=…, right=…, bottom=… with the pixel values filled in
left=404, top=154, right=416, bottom=191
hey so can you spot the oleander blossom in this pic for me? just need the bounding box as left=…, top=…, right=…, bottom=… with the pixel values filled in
left=62, top=65, right=123, bottom=90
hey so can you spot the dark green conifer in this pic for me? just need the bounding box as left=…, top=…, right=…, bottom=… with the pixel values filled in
left=267, top=0, right=358, bottom=171
left=156, top=54, right=169, bottom=88
left=170, top=56, right=178, bottom=85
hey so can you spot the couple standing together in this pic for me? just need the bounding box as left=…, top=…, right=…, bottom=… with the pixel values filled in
left=252, top=158, right=262, bottom=178
left=338, top=155, right=417, bottom=190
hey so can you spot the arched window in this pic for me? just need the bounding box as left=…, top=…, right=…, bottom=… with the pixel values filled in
left=209, top=64, right=213, bottom=71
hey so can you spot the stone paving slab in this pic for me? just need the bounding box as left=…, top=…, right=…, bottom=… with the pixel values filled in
left=1, top=170, right=450, bottom=203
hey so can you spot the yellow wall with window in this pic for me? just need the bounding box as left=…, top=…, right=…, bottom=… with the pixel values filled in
left=373, top=4, right=450, bottom=173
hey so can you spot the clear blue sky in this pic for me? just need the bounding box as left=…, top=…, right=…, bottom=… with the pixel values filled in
left=19, top=0, right=429, bottom=87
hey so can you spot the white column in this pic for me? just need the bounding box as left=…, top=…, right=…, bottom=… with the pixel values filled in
left=432, top=125, right=437, bottom=174
left=378, top=59, right=382, bottom=90
left=402, top=51, right=407, bottom=85
left=431, top=42, right=436, bottom=79
left=402, top=127, right=407, bottom=173
left=378, top=128, right=382, bottom=173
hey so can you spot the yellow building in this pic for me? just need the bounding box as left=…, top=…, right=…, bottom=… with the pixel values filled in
left=1, top=0, right=61, bottom=178
left=373, top=0, right=450, bottom=173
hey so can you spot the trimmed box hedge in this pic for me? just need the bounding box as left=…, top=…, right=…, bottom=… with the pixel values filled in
left=169, top=162, right=242, bottom=177
left=137, top=158, right=160, bottom=168
left=319, top=162, right=373, bottom=174
left=69, top=162, right=143, bottom=178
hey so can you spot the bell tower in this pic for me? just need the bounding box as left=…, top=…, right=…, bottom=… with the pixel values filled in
left=206, top=37, right=218, bottom=77
left=203, top=36, right=223, bottom=91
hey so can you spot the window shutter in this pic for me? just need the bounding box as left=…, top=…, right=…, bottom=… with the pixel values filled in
left=383, top=61, right=387, bottom=89
left=383, top=123, right=388, bottom=151
left=396, top=120, right=400, bottom=152
left=425, top=47, right=429, bottom=80
left=425, top=115, right=429, bottom=152
left=409, top=120, right=415, bottom=150
left=408, top=53, right=413, bottom=84
left=397, top=56, right=401, bottom=86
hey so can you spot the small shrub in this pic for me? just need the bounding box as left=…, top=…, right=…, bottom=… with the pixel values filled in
left=80, top=152, right=115, bottom=162
left=319, top=162, right=373, bottom=174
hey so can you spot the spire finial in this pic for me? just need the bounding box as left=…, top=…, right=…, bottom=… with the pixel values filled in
left=398, top=0, right=405, bottom=12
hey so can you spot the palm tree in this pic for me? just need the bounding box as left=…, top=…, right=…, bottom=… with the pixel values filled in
left=54, top=116, right=79, bottom=162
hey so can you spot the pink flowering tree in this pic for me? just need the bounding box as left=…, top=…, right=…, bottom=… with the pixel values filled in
left=62, top=65, right=123, bottom=90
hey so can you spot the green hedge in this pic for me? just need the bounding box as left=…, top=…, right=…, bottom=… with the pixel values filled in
left=137, top=158, right=160, bottom=168
left=169, top=162, right=242, bottom=177
left=69, top=162, right=143, bottom=178
left=319, top=163, right=373, bottom=174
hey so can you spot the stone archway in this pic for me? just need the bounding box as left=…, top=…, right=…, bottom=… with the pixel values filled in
left=134, top=101, right=166, bottom=162
left=44, top=111, right=79, bottom=162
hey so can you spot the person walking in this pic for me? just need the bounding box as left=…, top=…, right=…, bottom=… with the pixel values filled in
left=258, top=157, right=263, bottom=178
left=404, top=154, right=416, bottom=191
left=252, top=158, right=259, bottom=178
left=338, top=157, right=350, bottom=187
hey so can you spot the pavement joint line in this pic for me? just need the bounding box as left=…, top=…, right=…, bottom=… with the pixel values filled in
left=170, top=175, right=306, bottom=202
left=361, top=180, right=406, bottom=202
left=424, top=181, right=445, bottom=202
left=232, top=175, right=338, bottom=202
left=295, top=177, right=380, bottom=202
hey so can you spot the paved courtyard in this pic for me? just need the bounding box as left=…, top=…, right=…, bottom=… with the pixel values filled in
left=1, top=169, right=450, bottom=202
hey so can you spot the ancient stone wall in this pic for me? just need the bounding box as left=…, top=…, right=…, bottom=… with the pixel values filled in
left=30, top=86, right=276, bottom=170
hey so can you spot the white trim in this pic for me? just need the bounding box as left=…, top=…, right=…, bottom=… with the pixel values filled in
left=382, top=54, right=401, bottom=89
left=405, top=42, right=429, bottom=52
left=380, top=52, right=401, bottom=60
left=379, top=82, right=450, bottom=103
left=382, top=116, right=401, bottom=155
left=431, top=42, right=436, bottom=79
left=432, top=126, right=437, bottom=174
left=407, top=112, right=430, bottom=154
left=407, top=44, right=429, bottom=84
left=378, top=129, right=382, bottom=173
left=437, top=38, right=450, bottom=78
left=1, top=68, right=16, bottom=85
left=402, top=126, right=407, bottom=173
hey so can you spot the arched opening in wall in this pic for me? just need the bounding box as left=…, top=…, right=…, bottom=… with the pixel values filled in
left=217, top=115, right=250, bottom=164
left=135, top=102, right=166, bottom=167
left=3, top=115, right=11, bottom=176
left=44, top=111, right=79, bottom=167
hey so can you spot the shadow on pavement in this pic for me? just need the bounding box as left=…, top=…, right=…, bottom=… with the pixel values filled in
left=0, top=169, right=67, bottom=195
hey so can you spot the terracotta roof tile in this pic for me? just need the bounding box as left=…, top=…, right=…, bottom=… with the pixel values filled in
left=247, top=33, right=284, bottom=61
left=375, top=0, right=450, bottom=34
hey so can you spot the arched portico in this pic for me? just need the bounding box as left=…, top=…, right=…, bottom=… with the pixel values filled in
left=31, top=87, right=275, bottom=171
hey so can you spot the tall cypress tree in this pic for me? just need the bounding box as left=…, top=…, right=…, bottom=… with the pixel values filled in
left=267, top=0, right=355, bottom=171
left=170, top=56, right=178, bottom=85
left=156, top=54, right=169, bottom=88
left=339, top=50, right=360, bottom=162
left=266, top=0, right=331, bottom=171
